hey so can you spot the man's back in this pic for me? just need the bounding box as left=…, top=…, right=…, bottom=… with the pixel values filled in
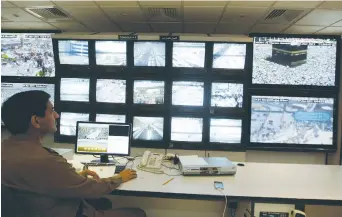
left=2, top=138, right=82, bottom=217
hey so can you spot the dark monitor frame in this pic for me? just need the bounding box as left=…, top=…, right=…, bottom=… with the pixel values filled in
left=249, top=33, right=341, bottom=91
left=75, top=121, right=132, bottom=159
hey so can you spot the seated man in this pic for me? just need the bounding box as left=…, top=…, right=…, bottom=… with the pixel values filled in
left=1, top=90, right=146, bottom=217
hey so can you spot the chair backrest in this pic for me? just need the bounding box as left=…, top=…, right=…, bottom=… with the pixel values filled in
left=1, top=185, right=17, bottom=217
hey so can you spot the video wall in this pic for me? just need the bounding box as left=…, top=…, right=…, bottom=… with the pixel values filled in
left=1, top=32, right=340, bottom=152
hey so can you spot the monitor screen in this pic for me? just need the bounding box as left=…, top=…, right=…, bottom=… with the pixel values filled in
left=95, top=41, right=126, bottom=66
left=134, top=42, right=165, bottom=66
left=171, top=117, right=203, bottom=142
left=76, top=122, right=130, bottom=155
left=60, top=78, right=89, bottom=102
left=1, top=82, right=55, bottom=106
left=1, top=33, right=55, bottom=77
left=60, top=112, right=89, bottom=136
left=172, top=42, right=205, bottom=68
left=96, top=79, right=126, bottom=103
left=58, top=40, right=89, bottom=65
left=210, top=119, right=242, bottom=143
left=133, top=116, right=163, bottom=141
left=213, top=43, right=246, bottom=69
left=250, top=96, right=334, bottom=145
left=252, top=36, right=337, bottom=86
left=134, top=80, right=164, bottom=104
left=96, top=114, right=126, bottom=123
left=172, top=81, right=204, bottom=106
left=211, top=83, right=243, bottom=108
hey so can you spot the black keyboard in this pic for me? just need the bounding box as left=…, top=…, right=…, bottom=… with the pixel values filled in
left=115, top=165, right=126, bottom=174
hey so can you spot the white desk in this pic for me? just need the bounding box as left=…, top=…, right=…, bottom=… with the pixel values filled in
left=70, top=154, right=342, bottom=207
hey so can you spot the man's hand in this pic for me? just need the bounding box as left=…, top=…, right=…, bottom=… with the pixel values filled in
left=79, top=169, right=100, bottom=181
left=119, top=169, right=137, bottom=182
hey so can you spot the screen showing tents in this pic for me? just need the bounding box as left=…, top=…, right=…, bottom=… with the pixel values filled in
left=252, top=36, right=337, bottom=86
left=95, top=41, right=126, bottom=66
left=1, top=33, right=55, bottom=77
left=250, top=95, right=334, bottom=145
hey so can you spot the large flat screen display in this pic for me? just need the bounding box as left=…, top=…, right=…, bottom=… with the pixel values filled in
left=133, top=116, right=163, bottom=141
left=134, top=42, right=165, bottom=66
left=252, top=36, right=337, bottom=86
left=60, top=78, right=89, bottom=102
left=134, top=80, right=164, bottom=104
left=96, top=79, right=126, bottom=103
left=1, top=33, right=55, bottom=77
left=172, top=81, right=204, bottom=106
left=211, top=83, right=243, bottom=108
left=213, top=43, right=246, bottom=69
left=171, top=117, right=203, bottom=142
left=250, top=95, right=334, bottom=145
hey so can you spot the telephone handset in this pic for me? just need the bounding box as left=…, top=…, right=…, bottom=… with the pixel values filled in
left=139, top=150, right=163, bottom=169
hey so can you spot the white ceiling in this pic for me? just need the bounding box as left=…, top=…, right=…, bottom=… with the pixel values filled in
left=1, top=0, right=342, bottom=35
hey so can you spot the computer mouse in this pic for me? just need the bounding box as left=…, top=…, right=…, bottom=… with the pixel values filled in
left=237, top=163, right=245, bottom=166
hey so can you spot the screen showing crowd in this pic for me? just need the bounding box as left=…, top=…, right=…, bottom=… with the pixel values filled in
left=250, top=96, right=334, bottom=145
left=1, top=33, right=55, bottom=77
left=253, top=37, right=337, bottom=86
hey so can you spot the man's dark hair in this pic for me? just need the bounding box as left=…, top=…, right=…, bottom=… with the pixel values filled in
left=2, top=90, right=51, bottom=135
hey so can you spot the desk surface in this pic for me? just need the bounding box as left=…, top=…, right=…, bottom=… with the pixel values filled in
left=70, top=153, right=342, bottom=205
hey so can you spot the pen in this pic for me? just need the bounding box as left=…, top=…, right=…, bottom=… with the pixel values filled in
left=162, top=178, right=174, bottom=186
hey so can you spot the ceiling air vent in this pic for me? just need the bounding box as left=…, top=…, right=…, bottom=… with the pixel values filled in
left=25, top=6, right=71, bottom=21
left=262, top=9, right=305, bottom=24
left=146, top=7, right=179, bottom=21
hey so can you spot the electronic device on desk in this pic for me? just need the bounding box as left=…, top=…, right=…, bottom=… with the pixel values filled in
left=137, top=150, right=164, bottom=173
left=75, top=121, right=132, bottom=165
left=179, top=156, right=237, bottom=176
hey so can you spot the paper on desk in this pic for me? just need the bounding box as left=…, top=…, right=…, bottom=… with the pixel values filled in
left=178, top=155, right=208, bottom=166
left=87, top=166, right=115, bottom=178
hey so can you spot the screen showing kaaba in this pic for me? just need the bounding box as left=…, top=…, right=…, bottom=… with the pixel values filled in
left=252, top=36, right=337, bottom=86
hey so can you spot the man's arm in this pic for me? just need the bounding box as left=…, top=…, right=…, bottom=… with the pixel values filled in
left=14, top=154, right=122, bottom=199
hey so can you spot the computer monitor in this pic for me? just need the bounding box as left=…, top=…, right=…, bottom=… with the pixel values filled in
left=75, top=121, right=132, bottom=163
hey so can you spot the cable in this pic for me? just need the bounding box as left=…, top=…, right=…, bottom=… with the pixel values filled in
left=217, top=189, right=227, bottom=217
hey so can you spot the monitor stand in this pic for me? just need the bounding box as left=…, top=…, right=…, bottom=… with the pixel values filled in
left=91, top=154, right=119, bottom=164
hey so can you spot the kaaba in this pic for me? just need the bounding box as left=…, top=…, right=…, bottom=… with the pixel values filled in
left=267, top=44, right=308, bottom=67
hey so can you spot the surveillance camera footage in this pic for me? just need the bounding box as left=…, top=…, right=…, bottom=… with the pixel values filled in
left=133, top=116, right=164, bottom=141
left=252, top=37, right=337, bottom=86
left=171, top=117, right=203, bottom=142
left=58, top=40, right=89, bottom=65
left=134, top=80, right=164, bottom=104
left=134, top=42, right=165, bottom=66
left=250, top=96, right=334, bottom=145
left=96, top=41, right=126, bottom=66
left=173, top=42, right=205, bottom=68
left=96, top=114, right=126, bottom=123
left=211, top=83, right=243, bottom=108
left=210, top=119, right=242, bottom=143
left=60, top=113, right=89, bottom=136
left=1, top=83, right=55, bottom=106
left=96, top=79, right=126, bottom=103
left=77, top=123, right=109, bottom=151
left=1, top=33, right=55, bottom=77
left=60, top=78, right=89, bottom=102
left=172, top=81, right=204, bottom=106
left=213, top=43, right=246, bottom=69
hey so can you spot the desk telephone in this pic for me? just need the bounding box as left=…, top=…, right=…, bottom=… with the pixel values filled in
left=139, top=150, right=164, bottom=169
